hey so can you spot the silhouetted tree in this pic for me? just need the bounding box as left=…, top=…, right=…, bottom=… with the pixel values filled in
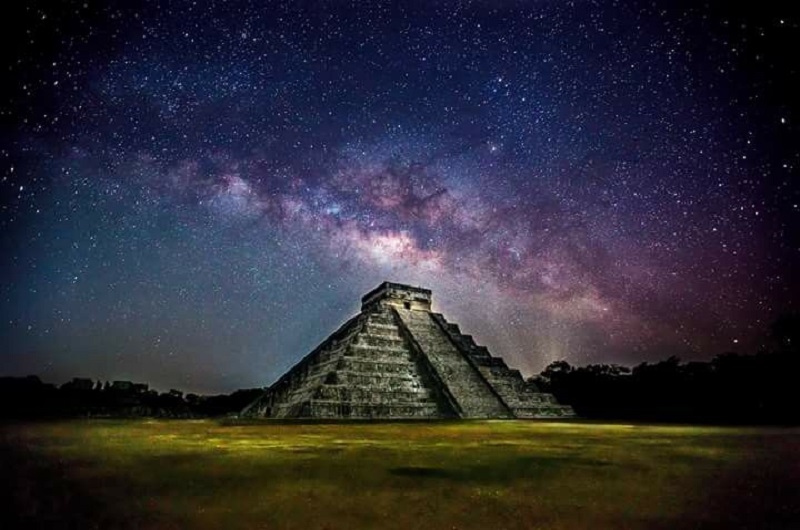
left=534, top=345, right=799, bottom=424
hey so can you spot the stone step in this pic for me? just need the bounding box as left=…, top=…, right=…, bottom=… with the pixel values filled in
left=347, top=343, right=410, bottom=355
left=336, top=358, right=419, bottom=375
left=313, top=386, right=432, bottom=402
left=365, top=313, right=396, bottom=327
left=306, top=400, right=441, bottom=419
left=362, top=323, right=401, bottom=337
left=333, top=371, right=421, bottom=388
left=354, top=334, right=406, bottom=348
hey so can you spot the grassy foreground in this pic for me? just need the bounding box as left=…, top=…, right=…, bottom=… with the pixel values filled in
left=2, top=420, right=798, bottom=529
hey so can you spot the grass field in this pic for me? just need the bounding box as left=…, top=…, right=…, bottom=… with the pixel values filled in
left=1, top=420, right=798, bottom=529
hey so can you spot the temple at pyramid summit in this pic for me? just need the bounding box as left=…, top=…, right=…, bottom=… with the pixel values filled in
left=242, top=282, right=575, bottom=419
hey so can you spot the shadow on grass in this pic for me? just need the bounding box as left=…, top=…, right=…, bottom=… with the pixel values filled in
left=0, top=439, right=150, bottom=530
left=390, top=466, right=454, bottom=478
left=389, top=454, right=616, bottom=483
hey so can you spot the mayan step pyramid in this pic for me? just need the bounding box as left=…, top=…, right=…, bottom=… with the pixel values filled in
left=242, top=282, right=574, bottom=419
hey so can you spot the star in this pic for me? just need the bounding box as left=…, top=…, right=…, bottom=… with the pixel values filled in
left=0, top=1, right=796, bottom=393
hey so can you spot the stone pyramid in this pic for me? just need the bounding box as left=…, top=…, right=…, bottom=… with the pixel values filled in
left=242, top=282, right=574, bottom=419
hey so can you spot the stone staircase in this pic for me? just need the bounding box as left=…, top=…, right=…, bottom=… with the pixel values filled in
left=394, top=308, right=512, bottom=418
left=431, top=314, right=575, bottom=418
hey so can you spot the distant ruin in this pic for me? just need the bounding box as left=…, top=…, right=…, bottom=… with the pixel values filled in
left=243, top=282, right=574, bottom=419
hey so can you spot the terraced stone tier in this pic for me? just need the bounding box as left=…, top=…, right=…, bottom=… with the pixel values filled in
left=242, top=305, right=455, bottom=419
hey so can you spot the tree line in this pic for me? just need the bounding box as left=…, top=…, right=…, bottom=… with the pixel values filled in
left=0, top=377, right=263, bottom=419
left=2, top=313, right=796, bottom=423
left=531, top=313, right=799, bottom=424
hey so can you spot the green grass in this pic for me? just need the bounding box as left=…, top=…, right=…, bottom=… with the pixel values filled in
left=2, top=420, right=798, bottom=529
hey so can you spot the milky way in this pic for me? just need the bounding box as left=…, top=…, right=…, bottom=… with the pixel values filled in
left=1, top=1, right=797, bottom=393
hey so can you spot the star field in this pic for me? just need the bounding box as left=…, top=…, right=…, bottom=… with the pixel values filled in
left=1, top=1, right=797, bottom=393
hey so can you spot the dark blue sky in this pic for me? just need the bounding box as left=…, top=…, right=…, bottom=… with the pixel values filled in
left=2, top=1, right=797, bottom=393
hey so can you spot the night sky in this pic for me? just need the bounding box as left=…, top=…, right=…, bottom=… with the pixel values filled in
left=2, top=1, right=797, bottom=394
